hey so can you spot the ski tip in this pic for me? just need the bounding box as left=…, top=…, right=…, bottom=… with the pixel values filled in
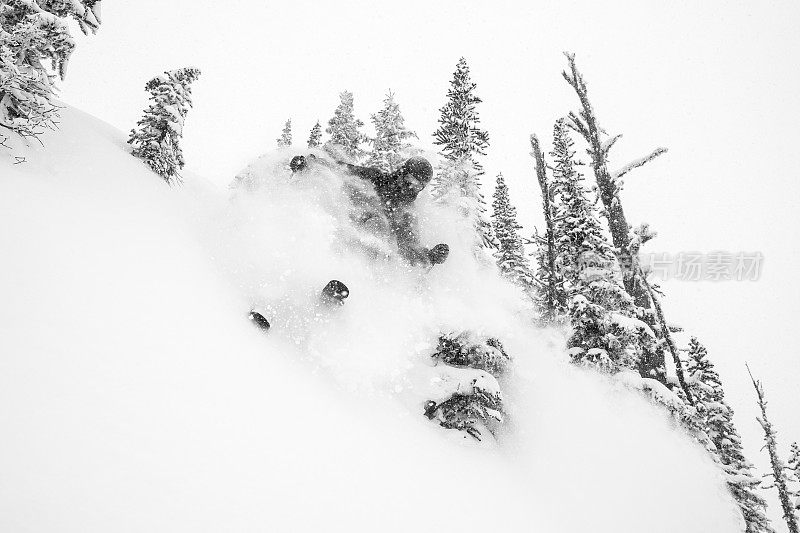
left=428, top=243, right=450, bottom=265
left=289, top=155, right=307, bottom=173
left=248, top=310, right=271, bottom=331
left=321, top=279, right=349, bottom=305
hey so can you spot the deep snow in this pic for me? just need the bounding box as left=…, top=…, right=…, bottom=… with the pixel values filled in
left=0, top=106, right=743, bottom=532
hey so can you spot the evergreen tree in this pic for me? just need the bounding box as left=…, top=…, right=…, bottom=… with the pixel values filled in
left=325, top=90, right=365, bottom=161
left=366, top=91, right=417, bottom=172
left=530, top=134, right=565, bottom=321
left=748, top=365, right=799, bottom=533
left=433, top=57, right=489, bottom=168
left=307, top=121, right=322, bottom=148
left=431, top=58, right=494, bottom=253
left=128, top=68, right=201, bottom=185
left=686, top=339, right=774, bottom=533
left=491, top=172, right=535, bottom=290
left=277, top=118, right=292, bottom=147
left=0, top=0, right=103, bottom=138
left=562, top=52, right=671, bottom=384
left=549, top=118, right=647, bottom=373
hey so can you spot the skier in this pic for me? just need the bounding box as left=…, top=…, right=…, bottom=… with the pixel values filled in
left=247, top=154, right=446, bottom=330
left=292, top=154, right=449, bottom=268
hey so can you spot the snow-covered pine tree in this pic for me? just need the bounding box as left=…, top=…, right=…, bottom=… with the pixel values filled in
left=325, top=90, right=365, bottom=161
left=307, top=121, right=322, bottom=148
left=549, top=117, right=647, bottom=373
left=748, top=365, right=799, bottom=533
left=366, top=91, right=417, bottom=172
left=686, top=339, right=774, bottom=533
left=433, top=57, right=489, bottom=168
left=276, top=118, right=292, bottom=147
left=491, top=172, right=535, bottom=291
left=0, top=0, right=102, bottom=139
left=431, top=57, right=494, bottom=253
left=529, top=134, right=565, bottom=321
left=128, top=68, right=201, bottom=185
left=562, top=52, right=672, bottom=384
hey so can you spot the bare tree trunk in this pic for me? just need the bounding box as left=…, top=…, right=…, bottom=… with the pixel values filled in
left=748, top=365, right=800, bottom=533
left=530, top=134, right=559, bottom=321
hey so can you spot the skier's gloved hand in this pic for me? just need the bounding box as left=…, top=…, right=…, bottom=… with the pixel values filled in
left=428, top=243, right=450, bottom=265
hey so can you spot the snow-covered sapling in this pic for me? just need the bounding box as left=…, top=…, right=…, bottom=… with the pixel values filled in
left=128, top=68, right=201, bottom=184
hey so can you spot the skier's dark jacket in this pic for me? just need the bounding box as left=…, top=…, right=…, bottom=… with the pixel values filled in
left=341, top=157, right=441, bottom=266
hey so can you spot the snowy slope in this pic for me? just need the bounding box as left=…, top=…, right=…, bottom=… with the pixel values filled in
left=0, top=107, right=742, bottom=532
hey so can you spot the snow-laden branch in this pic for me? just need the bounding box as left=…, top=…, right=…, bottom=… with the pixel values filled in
left=565, top=112, right=589, bottom=142
left=602, top=134, right=622, bottom=155
left=613, top=148, right=668, bottom=179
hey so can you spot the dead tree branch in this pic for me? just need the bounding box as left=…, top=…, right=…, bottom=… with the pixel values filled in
left=613, top=147, right=668, bottom=180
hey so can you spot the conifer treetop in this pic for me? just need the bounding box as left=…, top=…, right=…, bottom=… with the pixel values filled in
left=277, top=118, right=292, bottom=147
left=325, top=90, right=365, bottom=161
left=366, top=90, right=417, bottom=172
left=307, top=121, right=322, bottom=148
left=433, top=57, right=489, bottom=167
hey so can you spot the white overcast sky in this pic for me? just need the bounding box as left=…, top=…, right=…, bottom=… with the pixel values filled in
left=61, top=1, right=799, bottom=528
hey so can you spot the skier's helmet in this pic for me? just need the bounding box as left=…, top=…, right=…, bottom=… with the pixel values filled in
left=400, top=156, right=433, bottom=184
left=397, top=156, right=433, bottom=198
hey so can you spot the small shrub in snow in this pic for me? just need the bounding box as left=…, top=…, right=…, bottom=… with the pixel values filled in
left=425, top=332, right=510, bottom=441
left=424, top=386, right=503, bottom=441
left=128, top=67, right=201, bottom=184
left=432, top=331, right=511, bottom=376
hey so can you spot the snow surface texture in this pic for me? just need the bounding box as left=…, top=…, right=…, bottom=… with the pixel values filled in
left=0, top=107, right=742, bottom=532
